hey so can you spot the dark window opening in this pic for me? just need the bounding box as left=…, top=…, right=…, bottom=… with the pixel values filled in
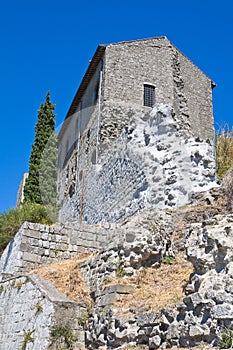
left=94, top=82, right=99, bottom=103
left=144, top=84, right=155, bottom=107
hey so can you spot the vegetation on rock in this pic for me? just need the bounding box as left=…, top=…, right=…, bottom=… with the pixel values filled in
left=216, top=125, right=233, bottom=178
left=219, top=325, right=233, bottom=349
left=50, top=324, right=77, bottom=349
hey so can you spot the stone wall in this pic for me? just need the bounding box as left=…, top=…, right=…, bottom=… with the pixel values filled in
left=175, top=47, right=214, bottom=140
left=59, top=104, right=216, bottom=223
left=103, top=37, right=214, bottom=139
left=16, top=172, right=28, bottom=207
left=58, top=59, right=103, bottom=170
left=104, top=38, right=174, bottom=106
left=0, top=221, right=115, bottom=277
left=0, top=274, right=85, bottom=350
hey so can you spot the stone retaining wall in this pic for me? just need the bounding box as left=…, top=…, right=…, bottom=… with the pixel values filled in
left=0, top=274, right=85, bottom=350
left=0, top=221, right=116, bottom=277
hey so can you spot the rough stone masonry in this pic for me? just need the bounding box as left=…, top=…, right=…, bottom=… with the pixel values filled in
left=57, top=37, right=216, bottom=224
left=59, top=104, right=216, bottom=224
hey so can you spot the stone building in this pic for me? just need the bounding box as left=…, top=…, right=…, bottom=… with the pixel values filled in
left=16, top=172, right=28, bottom=207
left=58, top=37, right=216, bottom=224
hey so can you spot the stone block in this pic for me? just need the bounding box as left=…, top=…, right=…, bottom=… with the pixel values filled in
left=50, top=242, right=56, bottom=250
left=50, top=251, right=56, bottom=258
left=149, top=335, right=161, bottom=348
left=189, top=324, right=209, bottom=337
left=80, top=231, right=97, bottom=242
left=96, top=292, right=117, bottom=307
left=103, top=284, right=134, bottom=295
left=42, top=240, right=50, bottom=249
left=61, top=235, right=68, bottom=243
left=23, top=229, right=41, bottom=239
left=22, top=252, right=39, bottom=263
left=44, top=249, right=50, bottom=256
left=56, top=243, right=68, bottom=251
left=211, top=303, right=233, bottom=319
left=19, top=243, right=30, bottom=252
left=41, top=232, right=48, bottom=240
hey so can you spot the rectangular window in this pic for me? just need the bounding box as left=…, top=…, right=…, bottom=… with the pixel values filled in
left=94, top=81, right=99, bottom=103
left=144, top=84, right=155, bottom=107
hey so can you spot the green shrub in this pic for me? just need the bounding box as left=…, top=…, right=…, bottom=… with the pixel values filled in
left=0, top=202, right=55, bottom=255
left=21, top=330, right=34, bottom=350
left=161, top=256, right=176, bottom=265
left=219, top=325, right=233, bottom=348
left=50, top=324, right=77, bottom=348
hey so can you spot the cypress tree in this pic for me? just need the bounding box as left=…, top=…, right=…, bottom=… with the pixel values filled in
left=24, top=92, right=56, bottom=205
left=39, top=131, right=58, bottom=207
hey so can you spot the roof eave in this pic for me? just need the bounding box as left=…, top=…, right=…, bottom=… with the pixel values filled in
left=66, top=45, right=106, bottom=120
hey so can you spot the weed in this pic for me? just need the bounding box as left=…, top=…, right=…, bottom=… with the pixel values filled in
left=141, top=267, right=148, bottom=275
left=16, top=280, right=23, bottom=289
left=161, top=256, right=175, bottom=265
left=50, top=324, right=77, bottom=349
left=136, top=267, right=148, bottom=285
left=24, top=276, right=30, bottom=283
left=21, top=330, right=34, bottom=350
left=86, top=304, right=94, bottom=317
left=219, top=325, right=233, bottom=348
left=116, top=254, right=125, bottom=277
left=77, top=312, right=88, bottom=326
left=103, top=277, right=112, bottom=284
left=176, top=231, right=183, bottom=239
left=35, top=303, right=43, bottom=315
left=172, top=294, right=182, bottom=303
left=11, top=280, right=15, bottom=287
left=0, top=285, right=4, bottom=292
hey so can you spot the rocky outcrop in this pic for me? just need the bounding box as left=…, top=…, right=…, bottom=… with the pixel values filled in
left=80, top=210, right=174, bottom=293
left=1, top=188, right=233, bottom=349
left=82, top=212, right=233, bottom=349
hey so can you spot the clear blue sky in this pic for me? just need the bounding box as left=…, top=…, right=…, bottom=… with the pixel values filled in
left=0, top=0, right=232, bottom=213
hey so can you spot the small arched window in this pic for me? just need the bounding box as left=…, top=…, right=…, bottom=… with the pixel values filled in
left=144, top=84, right=155, bottom=107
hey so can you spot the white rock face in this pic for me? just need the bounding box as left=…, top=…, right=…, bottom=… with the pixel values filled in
left=60, top=104, right=217, bottom=223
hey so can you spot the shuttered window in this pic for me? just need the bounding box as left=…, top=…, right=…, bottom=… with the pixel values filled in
left=144, top=84, right=155, bottom=107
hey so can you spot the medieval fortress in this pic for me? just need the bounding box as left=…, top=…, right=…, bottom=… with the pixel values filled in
left=2, top=37, right=230, bottom=350
left=57, top=36, right=216, bottom=224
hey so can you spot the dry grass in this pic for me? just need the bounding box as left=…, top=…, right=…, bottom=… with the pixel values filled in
left=109, top=253, right=193, bottom=317
left=30, top=252, right=93, bottom=306
left=30, top=251, right=193, bottom=318
left=216, top=130, right=233, bottom=178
